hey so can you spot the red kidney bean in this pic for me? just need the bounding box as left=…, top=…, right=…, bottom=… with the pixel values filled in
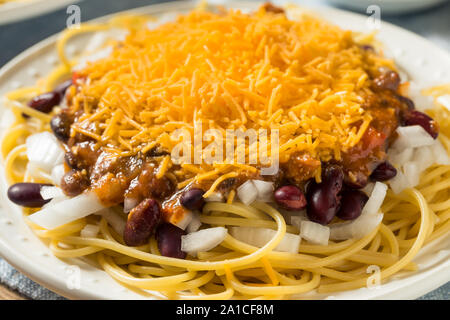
left=402, top=110, right=439, bottom=139
left=156, top=223, right=186, bottom=259
left=7, top=183, right=52, bottom=207
left=336, top=189, right=368, bottom=220
left=396, top=94, right=415, bottom=110
left=60, top=169, right=89, bottom=196
left=50, top=113, right=72, bottom=142
left=28, top=92, right=61, bottom=114
left=180, top=188, right=205, bottom=211
left=274, top=185, right=307, bottom=211
left=370, top=161, right=397, bottom=181
left=306, top=165, right=344, bottom=225
left=373, top=70, right=400, bottom=91
left=123, top=198, right=162, bottom=246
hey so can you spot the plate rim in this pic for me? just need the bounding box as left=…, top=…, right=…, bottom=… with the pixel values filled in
left=0, top=0, right=449, bottom=300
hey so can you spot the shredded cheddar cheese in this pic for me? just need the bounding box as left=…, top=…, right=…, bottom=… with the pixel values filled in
left=68, top=6, right=394, bottom=193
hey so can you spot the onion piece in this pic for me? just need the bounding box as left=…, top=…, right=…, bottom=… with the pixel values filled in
left=170, top=209, right=193, bottom=231
left=388, top=147, right=413, bottom=166
left=436, top=94, right=450, bottom=112
left=252, top=180, right=274, bottom=202
left=300, top=221, right=329, bottom=246
left=361, top=182, right=375, bottom=196
left=26, top=132, right=64, bottom=172
left=181, top=227, right=227, bottom=253
left=229, top=226, right=301, bottom=253
left=123, top=197, right=139, bottom=213
left=431, top=140, right=450, bottom=165
left=28, top=192, right=105, bottom=230
left=186, top=211, right=202, bottom=233
left=40, top=186, right=65, bottom=200
left=204, top=191, right=224, bottom=202
left=289, top=211, right=309, bottom=230
left=236, top=180, right=258, bottom=205
left=393, top=125, right=435, bottom=149
left=413, top=146, right=435, bottom=171
left=330, top=213, right=384, bottom=240
left=361, top=182, right=387, bottom=216
left=80, top=224, right=100, bottom=238
left=97, top=208, right=126, bottom=235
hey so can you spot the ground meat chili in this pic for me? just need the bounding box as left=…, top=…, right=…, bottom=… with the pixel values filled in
left=24, top=64, right=436, bottom=251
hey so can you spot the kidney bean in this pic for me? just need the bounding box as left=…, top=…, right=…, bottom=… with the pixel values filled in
left=50, top=113, right=72, bottom=142
left=123, top=198, right=162, bottom=246
left=336, top=189, right=368, bottom=220
left=370, top=161, right=397, bottom=181
left=402, top=110, right=439, bottom=139
left=360, top=44, right=374, bottom=52
left=156, top=223, right=186, bottom=259
left=396, top=95, right=415, bottom=110
left=60, top=169, right=89, bottom=196
left=180, top=188, right=205, bottom=211
left=54, top=79, right=72, bottom=98
left=28, top=92, right=61, bottom=114
left=306, top=165, right=344, bottom=225
left=373, top=70, right=400, bottom=91
left=7, top=182, right=52, bottom=207
left=274, top=185, right=307, bottom=211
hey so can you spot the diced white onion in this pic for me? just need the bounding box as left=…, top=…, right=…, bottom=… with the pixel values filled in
left=171, top=210, right=193, bottom=230
left=413, top=146, right=435, bottom=171
left=361, top=182, right=387, bottom=216
left=28, top=192, right=105, bottom=230
left=408, top=82, right=434, bottom=111
left=388, top=147, right=413, bottom=166
left=73, top=46, right=113, bottom=71
left=80, top=224, right=100, bottom=238
left=51, top=164, right=65, bottom=186
left=393, top=126, right=435, bottom=149
left=186, top=211, right=202, bottom=233
left=361, top=182, right=375, bottom=196
left=26, top=132, right=64, bottom=172
left=237, top=180, right=258, bottom=205
left=40, top=186, right=65, bottom=200
left=229, top=227, right=301, bottom=253
left=403, top=161, right=420, bottom=187
left=252, top=180, right=274, bottom=202
left=430, top=140, right=450, bottom=165
left=300, top=221, right=329, bottom=246
left=330, top=213, right=384, bottom=240
left=204, top=191, right=224, bottom=202
left=181, top=227, right=227, bottom=253
left=436, top=94, right=450, bottom=112
left=97, top=208, right=126, bottom=235
left=123, top=197, right=139, bottom=213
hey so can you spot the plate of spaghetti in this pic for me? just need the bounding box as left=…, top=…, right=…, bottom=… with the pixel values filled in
left=0, top=0, right=449, bottom=300
left=0, top=0, right=81, bottom=25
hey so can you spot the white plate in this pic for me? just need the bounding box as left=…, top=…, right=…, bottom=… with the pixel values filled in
left=0, top=0, right=449, bottom=300
left=0, top=0, right=81, bottom=25
left=325, top=0, right=449, bottom=15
